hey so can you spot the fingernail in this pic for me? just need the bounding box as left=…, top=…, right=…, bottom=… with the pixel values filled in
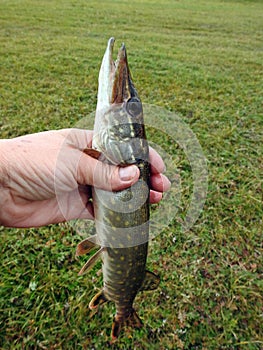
left=119, top=165, right=138, bottom=181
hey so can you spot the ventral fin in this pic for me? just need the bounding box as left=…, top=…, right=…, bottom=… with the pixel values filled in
left=89, top=290, right=108, bottom=309
left=78, top=247, right=103, bottom=276
left=75, top=235, right=98, bottom=257
left=139, top=270, right=160, bottom=291
left=83, top=148, right=102, bottom=160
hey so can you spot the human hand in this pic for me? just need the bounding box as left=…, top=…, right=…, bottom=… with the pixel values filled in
left=0, top=129, right=170, bottom=228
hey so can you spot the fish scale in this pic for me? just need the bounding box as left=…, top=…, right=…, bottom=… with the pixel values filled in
left=76, top=37, right=160, bottom=341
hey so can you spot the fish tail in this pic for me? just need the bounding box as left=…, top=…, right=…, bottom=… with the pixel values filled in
left=111, top=309, right=143, bottom=341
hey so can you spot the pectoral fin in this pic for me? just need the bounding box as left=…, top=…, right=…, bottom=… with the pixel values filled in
left=139, top=270, right=160, bottom=291
left=76, top=235, right=98, bottom=257
left=78, top=247, right=104, bottom=276
left=83, top=148, right=102, bottom=160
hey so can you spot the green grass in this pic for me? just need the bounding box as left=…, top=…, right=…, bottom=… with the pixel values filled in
left=1, top=0, right=262, bottom=349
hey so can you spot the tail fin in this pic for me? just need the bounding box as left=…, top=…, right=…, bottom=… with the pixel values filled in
left=111, top=309, right=143, bottom=341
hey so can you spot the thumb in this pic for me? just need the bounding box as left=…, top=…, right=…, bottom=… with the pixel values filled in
left=78, top=152, right=140, bottom=191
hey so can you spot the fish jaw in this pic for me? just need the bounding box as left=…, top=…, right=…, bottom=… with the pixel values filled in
left=96, top=37, right=115, bottom=111
left=96, top=37, right=139, bottom=110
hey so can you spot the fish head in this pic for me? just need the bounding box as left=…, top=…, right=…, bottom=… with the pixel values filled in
left=94, top=38, right=148, bottom=165
left=96, top=37, right=140, bottom=112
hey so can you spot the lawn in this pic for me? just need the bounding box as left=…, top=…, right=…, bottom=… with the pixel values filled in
left=0, top=0, right=262, bottom=349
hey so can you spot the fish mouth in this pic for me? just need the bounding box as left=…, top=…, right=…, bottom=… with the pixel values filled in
left=97, top=37, right=139, bottom=110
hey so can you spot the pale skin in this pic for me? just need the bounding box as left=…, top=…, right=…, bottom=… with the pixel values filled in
left=0, top=129, right=170, bottom=228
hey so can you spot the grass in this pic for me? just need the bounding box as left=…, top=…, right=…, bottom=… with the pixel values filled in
left=0, top=0, right=262, bottom=349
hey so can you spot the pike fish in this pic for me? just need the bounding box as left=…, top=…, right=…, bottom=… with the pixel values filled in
left=76, top=37, right=160, bottom=341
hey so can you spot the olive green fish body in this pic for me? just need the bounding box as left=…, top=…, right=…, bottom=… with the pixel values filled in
left=91, top=102, right=150, bottom=337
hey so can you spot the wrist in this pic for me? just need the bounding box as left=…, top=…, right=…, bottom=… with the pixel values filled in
left=0, top=140, right=9, bottom=187
left=0, top=140, right=11, bottom=226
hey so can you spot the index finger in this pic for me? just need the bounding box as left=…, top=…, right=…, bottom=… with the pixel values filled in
left=149, top=146, right=165, bottom=174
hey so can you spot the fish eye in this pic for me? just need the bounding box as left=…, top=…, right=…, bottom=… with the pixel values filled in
left=127, top=97, right=142, bottom=117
